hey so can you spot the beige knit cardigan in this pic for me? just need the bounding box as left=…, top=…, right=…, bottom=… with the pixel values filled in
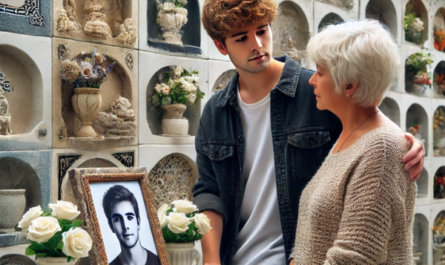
left=291, top=127, right=416, bottom=265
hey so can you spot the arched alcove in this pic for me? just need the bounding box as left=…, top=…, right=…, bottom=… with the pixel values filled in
left=147, top=154, right=197, bottom=208
left=146, top=0, right=201, bottom=53
left=405, top=0, right=429, bottom=45
left=379, top=97, right=400, bottom=126
left=318, top=13, right=344, bottom=32
left=413, top=214, right=429, bottom=264
left=434, top=166, right=445, bottom=199
left=60, top=51, right=135, bottom=138
left=434, top=8, right=445, bottom=52
left=273, top=1, right=310, bottom=66
left=0, top=45, right=43, bottom=135
left=0, top=157, right=41, bottom=212
left=213, top=70, right=236, bottom=94
left=433, top=211, right=445, bottom=263
left=434, top=61, right=445, bottom=97
left=365, top=0, right=398, bottom=39
left=434, top=106, right=445, bottom=156
left=406, top=104, right=429, bottom=153
left=146, top=66, right=202, bottom=136
left=405, top=53, right=432, bottom=95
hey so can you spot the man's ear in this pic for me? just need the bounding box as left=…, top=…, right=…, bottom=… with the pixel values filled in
left=345, top=82, right=359, bottom=98
left=214, top=39, right=228, bottom=56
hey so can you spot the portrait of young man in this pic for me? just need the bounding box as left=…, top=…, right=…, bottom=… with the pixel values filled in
left=102, top=184, right=161, bottom=265
left=192, top=0, right=426, bottom=265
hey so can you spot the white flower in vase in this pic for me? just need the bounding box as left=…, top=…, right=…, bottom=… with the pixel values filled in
left=49, top=201, right=81, bottom=221
left=167, top=212, right=191, bottom=234
left=62, top=227, right=93, bottom=259
left=17, top=206, right=44, bottom=231
left=27, top=217, right=62, bottom=243
left=158, top=204, right=170, bottom=228
left=172, top=199, right=198, bottom=214
left=193, top=213, right=212, bottom=235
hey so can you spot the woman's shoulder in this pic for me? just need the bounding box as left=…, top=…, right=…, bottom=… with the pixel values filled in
left=359, top=127, right=408, bottom=161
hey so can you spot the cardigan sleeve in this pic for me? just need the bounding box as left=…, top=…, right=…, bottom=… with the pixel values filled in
left=323, top=136, right=413, bottom=265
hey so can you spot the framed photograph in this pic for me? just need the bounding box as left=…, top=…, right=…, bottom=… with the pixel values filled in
left=67, top=168, right=170, bottom=265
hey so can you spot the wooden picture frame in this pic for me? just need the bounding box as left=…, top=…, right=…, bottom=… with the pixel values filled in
left=67, top=168, right=170, bottom=265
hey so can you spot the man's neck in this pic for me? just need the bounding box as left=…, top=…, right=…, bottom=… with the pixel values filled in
left=118, top=241, right=147, bottom=265
left=237, top=58, right=285, bottom=104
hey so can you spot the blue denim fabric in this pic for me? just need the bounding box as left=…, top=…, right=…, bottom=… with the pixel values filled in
left=193, top=55, right=342, bottom=264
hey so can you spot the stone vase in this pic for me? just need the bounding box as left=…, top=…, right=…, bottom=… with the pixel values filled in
left=71, top=87, right=102, bottom=137
left=0, top=189, right=26, bottom=229
left=166, top=243, right=200, bottom=265
left=36, top=257, right=76, bottom=265
left=162, top=104, right=188, bottom=136
left=82, top=3, right=112, bottom=39
left=157, top=8, right=188, bottom=45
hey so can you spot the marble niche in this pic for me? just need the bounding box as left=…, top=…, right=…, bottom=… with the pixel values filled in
left=52, top=39, right=138, bottom=150
left=53, top=0, right=138, bottom=48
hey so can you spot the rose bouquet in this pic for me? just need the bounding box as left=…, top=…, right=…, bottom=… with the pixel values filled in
left=433, top=212, right=445, bottom=246
left=157, top=200, right=211, bottom=243
left=59, top=48, right=116, bottom=89
left=18, top=201, right=92, bottom=262
left=152, top=66, right=204, bottom=108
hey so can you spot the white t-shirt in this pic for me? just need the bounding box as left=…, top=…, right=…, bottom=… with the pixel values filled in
left=232, top=88, right=286, bottom=265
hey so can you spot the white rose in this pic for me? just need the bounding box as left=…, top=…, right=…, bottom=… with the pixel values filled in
left=49, top=201, right=80, bottom=221
left=161, top=83, right=171, bottom=95
left=163, top=2, right=175, bottom=11
left=17, top=205, right=43, bottom=230
left=179, top=78, right=192, bottom=92
left=190, top=83, right=197, bottom=92
left=193, top=213, right=212, bottom=235
left=173, top=66, right=183, bottom=78
left=168, top=79, right=177, bottom=88
left=157, top=204, right=170, bottom=228
left=186, top=93, right=197, bottom=104
left=27, top=217, right=62, bottom=243
left=167, top=213, right=191, bottom=234
left=171, top=200, right=198, bottom=214
left=62, top=228, right=93, bottom=259
left=154, top=83, right=162, bottom=94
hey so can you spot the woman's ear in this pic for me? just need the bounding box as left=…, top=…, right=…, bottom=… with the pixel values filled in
left=345, top=82, right=359, bottom=97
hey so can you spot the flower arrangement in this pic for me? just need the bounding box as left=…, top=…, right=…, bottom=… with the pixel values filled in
left=151, top=66, right=204, bottom=108
left=435, top=30, right=445, bottom=52
left=404, top=4, right=424, bottom=44
left=18, top=201, right=92, bottom=262
left=59, top=48, right=116, bottom=89
left=157, top=200, right=211, bottom=243
left=435, top=73, right=445, bottom=95
left=407, top=52, right=433, bottom=93
left=433, top=213, right=445, bottom=246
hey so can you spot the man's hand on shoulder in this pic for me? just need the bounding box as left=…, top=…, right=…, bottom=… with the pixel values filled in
left=403, top=133, right=425, bottom=181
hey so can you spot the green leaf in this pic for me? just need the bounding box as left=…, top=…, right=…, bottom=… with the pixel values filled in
left=57, top=242, right=64, bottom=251
left=25, top=247, right=35, bottom=256
left=72, top=219, right=82, bottom=228
left=47, top=232, right=63, bottom=250
left=35, top=253, right=48, bottom=258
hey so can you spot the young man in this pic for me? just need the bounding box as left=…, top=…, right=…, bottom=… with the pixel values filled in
left=103, top=185, right=161, bottom=265
left=192, top=1, right=425, bottom=264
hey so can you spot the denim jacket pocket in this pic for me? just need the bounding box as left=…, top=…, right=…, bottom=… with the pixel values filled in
left=203, top=144, right=234, bottom=161
left=288, top=131, right=331, bottom=183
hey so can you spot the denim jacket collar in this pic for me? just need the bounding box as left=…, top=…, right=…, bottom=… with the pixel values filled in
left=216, top=55, right=302, bottom=107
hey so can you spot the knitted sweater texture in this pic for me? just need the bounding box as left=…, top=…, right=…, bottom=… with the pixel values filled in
left=291, top=127, right=416, bottom=265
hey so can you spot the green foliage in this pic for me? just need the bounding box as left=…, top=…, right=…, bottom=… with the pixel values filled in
left=406, top=52, right=434, bottom=74
left=25, top=219, right=82, bottom=260
left=161, top=211, right=204, bottom=243
left=404, top=4, right=416, bottom=31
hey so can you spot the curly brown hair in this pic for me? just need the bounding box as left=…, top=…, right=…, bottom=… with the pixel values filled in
left=202, top=0, right=277, bottom=43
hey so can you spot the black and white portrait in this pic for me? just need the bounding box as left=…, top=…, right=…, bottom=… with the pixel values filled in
left=90, top=181, right=161, bottom=265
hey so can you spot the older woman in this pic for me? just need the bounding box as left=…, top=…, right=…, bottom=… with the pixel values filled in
left=290, top=20, right=416, bottom=264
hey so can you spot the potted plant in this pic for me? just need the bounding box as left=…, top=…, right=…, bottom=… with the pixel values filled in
left=156, top=0, right=189, bottom=45
left=151, top=66, right=204, bottom=136
left=406, top=52, right=433, bottom=93
left=404, top=4, right=424, bottom=44
left=59, top=48, right=116, bottom=137
left=19, top=201, right=92, bottom=265
left=157, top=200, right=211, bottom=265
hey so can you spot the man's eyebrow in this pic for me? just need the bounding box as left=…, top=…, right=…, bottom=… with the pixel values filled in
left=230, top=24, right=269, bottom=38
left=125, top=213, right=135, bottom=216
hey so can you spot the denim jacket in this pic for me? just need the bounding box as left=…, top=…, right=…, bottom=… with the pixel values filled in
left=193, top=55, right=342, bottom=264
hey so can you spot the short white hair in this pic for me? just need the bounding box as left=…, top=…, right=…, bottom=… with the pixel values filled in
left=307, top=20, right=399, bottom=107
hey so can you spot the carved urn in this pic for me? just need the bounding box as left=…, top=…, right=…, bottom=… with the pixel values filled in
left=0, top=189, right=26, bottom=230
left=157, top=3, right=188, bottom=45
left=71, top=87, right=102, bottom=137
left=162, top=103, right=188, bottom=136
